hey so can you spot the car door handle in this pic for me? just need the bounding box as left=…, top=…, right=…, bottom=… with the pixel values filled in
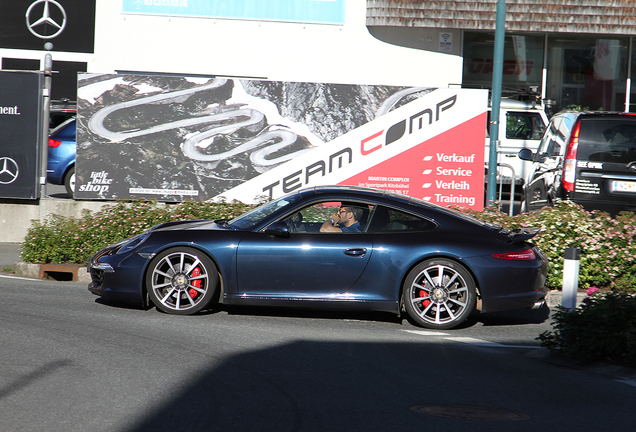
left=344, top=248, right=367, bottom=257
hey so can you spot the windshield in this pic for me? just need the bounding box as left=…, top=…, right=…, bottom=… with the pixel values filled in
left=578, top=118, right=636, bottom=164
left=228, top=194, right=302, bottom=229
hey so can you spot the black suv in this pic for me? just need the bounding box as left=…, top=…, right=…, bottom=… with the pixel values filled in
left=519, top=111, right=636, bottom=215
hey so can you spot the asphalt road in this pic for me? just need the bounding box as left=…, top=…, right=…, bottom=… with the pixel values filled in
left=1, top=275, right=635, bottom=432
left=43, top=183, right=71, bottom=199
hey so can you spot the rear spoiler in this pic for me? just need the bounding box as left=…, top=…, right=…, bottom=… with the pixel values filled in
left=507, top=227, right=540, bottom=242
left=484, top=224, right=540, bottom=242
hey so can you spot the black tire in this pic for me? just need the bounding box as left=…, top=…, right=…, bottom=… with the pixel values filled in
left=64, top=166, right=75, bottom=197
left=145, top=247, right=218, bottom=315
left=402, top=259, right=476, bottom=330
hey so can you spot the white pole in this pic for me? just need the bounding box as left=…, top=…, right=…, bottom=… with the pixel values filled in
left=562, top=247, right=580, bottom=310
left=40, top=51, right=52, bottom=199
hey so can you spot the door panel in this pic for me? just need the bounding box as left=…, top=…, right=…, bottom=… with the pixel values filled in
left=236, top=232, right=372, bottom=296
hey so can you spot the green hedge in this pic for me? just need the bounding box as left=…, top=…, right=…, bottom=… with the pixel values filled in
left=20, top=200, right=254, bottom=265
left=538, top=289, right=636, bottom=368
left=20, top=199, right=636, bottom=292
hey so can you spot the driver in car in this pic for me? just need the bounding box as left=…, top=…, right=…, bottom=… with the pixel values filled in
left=320, top=205, right=362, bottom=233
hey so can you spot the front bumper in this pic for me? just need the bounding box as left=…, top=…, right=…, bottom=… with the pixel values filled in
left=87, top=247, right=150, bottom=305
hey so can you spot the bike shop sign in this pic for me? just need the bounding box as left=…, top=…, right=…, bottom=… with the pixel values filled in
left=0, top=70, right=43, bottom=199
left=75, top=74, right=487, bottom=210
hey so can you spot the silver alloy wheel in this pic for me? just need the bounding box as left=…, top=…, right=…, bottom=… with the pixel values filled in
left=149, top=250, right=212, bottom=313
left=69, top=172, right=75, bottom=193
left=64, top=166, right=75, bottom=197
left=405, top=261, right=474, bottom=328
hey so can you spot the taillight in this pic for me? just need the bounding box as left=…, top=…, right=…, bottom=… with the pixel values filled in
left=492, top=249, right=536, bottom=260
left=48, top=138, right=61, bottom=148
left=563, top=121, right=580, bottom=192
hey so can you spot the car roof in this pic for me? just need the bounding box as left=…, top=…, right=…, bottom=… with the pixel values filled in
left=555, top=111, right=636, bottom=121
left=498, top=98, right=541, bottom=110
left=300, top=185, right=477, bottom=218
left=306, top=185, right=414, bottom=204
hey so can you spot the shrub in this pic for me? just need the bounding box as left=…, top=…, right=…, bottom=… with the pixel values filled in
left=537, top=289, right=636, bottom=368
left=20, top=199, right=254, bottom=265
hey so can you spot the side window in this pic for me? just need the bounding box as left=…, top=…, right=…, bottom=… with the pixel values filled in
left=282, top=201, right=374, bottom=233
left=506, top=112, right=546, bottom=140
left=538, top=116, right=566, bottom=158
left=366, top=206, right=437, bottom=233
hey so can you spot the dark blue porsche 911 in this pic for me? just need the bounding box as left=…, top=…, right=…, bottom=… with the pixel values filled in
left=88, top=185, right=548, bottom=329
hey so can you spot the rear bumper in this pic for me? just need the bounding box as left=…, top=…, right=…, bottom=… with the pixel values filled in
left=467, top=249, right=549, bottom=314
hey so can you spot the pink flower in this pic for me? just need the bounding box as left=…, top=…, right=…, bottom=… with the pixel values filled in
left=586, top=286, right=599, bottom=295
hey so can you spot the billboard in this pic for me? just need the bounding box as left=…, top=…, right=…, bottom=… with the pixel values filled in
left=122, top=0, right=346, bottom=25
left=76, top=74, right=487, bottom=210
left=0, top=0, right=96, bottom=53
left=0, top=71, right=43, bottom=200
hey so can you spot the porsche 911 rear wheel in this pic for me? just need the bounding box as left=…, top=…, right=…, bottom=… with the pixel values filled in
left=403, top=259, right=476, bottom=330
left=146, top=247, right=218, bottom=315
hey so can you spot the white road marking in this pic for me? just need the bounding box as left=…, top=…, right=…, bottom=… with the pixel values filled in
left=445, top=336, right=541, bottom=349
left=0, top=274, right=45, bottom=281
left=403, top=331, right=541, bottom=349
left=615, top=379, right=636, bottom=388
left=402, top=329, right=450, bottom=336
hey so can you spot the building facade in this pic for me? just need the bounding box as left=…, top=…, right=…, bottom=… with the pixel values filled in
left=367, top=0, right=636, bottom=113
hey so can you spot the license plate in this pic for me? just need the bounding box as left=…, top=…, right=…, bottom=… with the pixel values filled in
left=611, top=180, right=636, bottom=193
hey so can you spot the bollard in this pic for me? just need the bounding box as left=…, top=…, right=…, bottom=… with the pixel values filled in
left=562, top=247, right=580, bottom=310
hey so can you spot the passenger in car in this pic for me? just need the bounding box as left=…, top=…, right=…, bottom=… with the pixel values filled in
left=320, top=205, right=362, bottom=233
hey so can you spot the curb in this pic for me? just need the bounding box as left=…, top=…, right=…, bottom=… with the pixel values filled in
left=545, top=290, right=589, bottom=308
left=14, top=261, right=91, bottom=283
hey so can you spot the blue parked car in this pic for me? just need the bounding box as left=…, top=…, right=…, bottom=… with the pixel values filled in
left=88, top=185, right=549, bottom=330
left=47, top=118, right=76, bottom=197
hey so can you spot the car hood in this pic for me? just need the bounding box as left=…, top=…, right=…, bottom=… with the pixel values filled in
left=150, top=220, right=233, bottom=232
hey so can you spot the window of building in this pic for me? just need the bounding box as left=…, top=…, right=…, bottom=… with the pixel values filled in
left=546, top=36, right=628, bottom=112
left=462, top=32, right=544, bottom=91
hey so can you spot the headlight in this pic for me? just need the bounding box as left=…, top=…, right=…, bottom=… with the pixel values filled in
left=117, top=232, right=150, bottom=254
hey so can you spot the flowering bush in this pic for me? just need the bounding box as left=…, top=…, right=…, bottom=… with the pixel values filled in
left=458, top=201, right=636, bottom=292
left=20, top=199, right=254, bottom=265
left=20, top=199, right=636, bottom=293
left=537, top=290, right=636, bottom=368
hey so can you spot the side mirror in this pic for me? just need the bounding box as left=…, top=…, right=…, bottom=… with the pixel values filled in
left=264, top=221, right=290, bottom=237
left=518, top=148, right=534, bottom=161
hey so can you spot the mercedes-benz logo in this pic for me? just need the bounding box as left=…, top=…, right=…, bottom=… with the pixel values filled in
left=25, top=0, right=67, bottom=40
left=0, top=157, right=20, bottom=185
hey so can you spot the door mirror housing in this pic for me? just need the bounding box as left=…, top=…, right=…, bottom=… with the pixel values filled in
left=518, top=148, right=534, bottom=161
left=264, top=221, right=290, bottom=237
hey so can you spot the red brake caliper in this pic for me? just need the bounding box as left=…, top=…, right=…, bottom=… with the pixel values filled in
left=189, top=267, right=201, bottom=299
left=419, top=290, right=430, bottom=308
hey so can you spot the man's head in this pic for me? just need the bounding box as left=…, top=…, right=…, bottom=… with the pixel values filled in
left=337, top=205, right=363, bottom=227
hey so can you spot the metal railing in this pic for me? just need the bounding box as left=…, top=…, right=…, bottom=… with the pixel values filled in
left=496, top=163, right=516, bottom=216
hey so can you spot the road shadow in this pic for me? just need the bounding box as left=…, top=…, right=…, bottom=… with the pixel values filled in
left=93, top=298, right=550, bottom=328
left=221, top=304, right=403, bottom=325
left=471, top=304, right=552, bottom=327
left=120, top=338, right=632, bottom=432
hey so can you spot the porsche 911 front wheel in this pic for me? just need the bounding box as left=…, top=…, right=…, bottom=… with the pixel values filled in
left=146, top=247, right=218, bottom=315
left=403, top=259, right=476, bottom=330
